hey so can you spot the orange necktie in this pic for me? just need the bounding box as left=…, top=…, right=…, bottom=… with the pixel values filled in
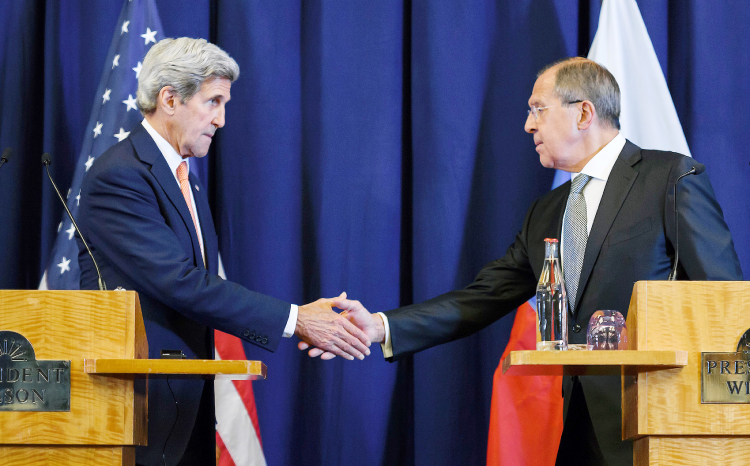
left=176, top=161, right=205, bottom=265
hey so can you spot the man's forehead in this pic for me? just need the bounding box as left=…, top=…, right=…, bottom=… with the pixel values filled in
left=200, top=77, right=232, bottom=98
left=528, top=70, right=556, bottom=105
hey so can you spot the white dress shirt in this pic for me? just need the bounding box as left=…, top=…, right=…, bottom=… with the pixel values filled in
left=141, top=119, right=298, bottom=338
left=379, top=133, right=626, bottom=358
left=560, top=133, right=625, bottom=272
left=142, top=119, right=206, bottom=264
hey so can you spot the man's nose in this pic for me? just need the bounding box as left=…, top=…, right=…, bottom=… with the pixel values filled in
left=524, top=112, right=536, bottom=134
left=213, top=105, right=226, bottom=128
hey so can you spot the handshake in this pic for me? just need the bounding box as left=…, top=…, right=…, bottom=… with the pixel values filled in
left=295, top=292, right=384, bottom=361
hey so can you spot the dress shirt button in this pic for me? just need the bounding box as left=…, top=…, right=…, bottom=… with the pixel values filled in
left=242, top=330, right=250, bottom=337
left=572, top=324, right=582, bottom=333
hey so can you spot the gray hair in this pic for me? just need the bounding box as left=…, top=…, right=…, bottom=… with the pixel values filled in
left=539, top=57, right=621, bottom=130
left=137, top=37, right=240, bottom=115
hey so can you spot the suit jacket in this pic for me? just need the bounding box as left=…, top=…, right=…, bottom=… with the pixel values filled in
left=384, top=141, right=742, bottom=466
left=77, top=123, right=291, bottom=466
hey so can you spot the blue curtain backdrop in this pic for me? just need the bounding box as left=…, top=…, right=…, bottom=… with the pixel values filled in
left=1, top=1, right=748, bottom=465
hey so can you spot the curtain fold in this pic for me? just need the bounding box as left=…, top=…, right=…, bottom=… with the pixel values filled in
left=1, top=1, right=747, bottom=464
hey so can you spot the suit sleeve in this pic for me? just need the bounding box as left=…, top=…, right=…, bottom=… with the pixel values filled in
left=667, top=156, right=742, bottom=280
left=383, top=200, right=541, bottom=361
left=82, top=160, right=291, bottom=351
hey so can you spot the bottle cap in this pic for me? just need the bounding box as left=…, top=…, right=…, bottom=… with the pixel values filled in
left=544, top=238, right=559, bottom=243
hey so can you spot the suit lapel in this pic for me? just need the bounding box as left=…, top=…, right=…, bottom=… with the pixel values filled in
left=574, top=141, right=641, bottom=314
left=130, top=124, right=205, bottom=267
left=525, top=186, right=568, bottom=279
left=554, top=185, right=568, bottom=240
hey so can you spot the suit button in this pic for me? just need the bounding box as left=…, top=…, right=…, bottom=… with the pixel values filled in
left=249, top=333, right=256, bottom=339
left=261, top=338, right=268, bottom=345
left=242, top=330, right=250, bottom=337
left=572, top=324, right=582, bottom=333
left=255, top=336, right=263, bottom=343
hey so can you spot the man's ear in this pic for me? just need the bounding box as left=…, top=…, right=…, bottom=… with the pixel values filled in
left=157, top=86, right=179, bottom=116
left=578, top=100, right=596, bottom=130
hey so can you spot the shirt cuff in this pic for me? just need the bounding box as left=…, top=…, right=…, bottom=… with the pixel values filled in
left=283, top=304, right=298, bottom=338
left=377, top=312, right=393, bottom=358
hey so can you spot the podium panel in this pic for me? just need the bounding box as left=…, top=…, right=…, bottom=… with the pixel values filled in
left=0, top=290, right=147, bottom=446
left=623, top=281, right=750, bottom=438
left=633, top=437, right=750, bottom=466
left=504, top=281, right=750, bottom=466
left=0, top=446, right=135, bottom=466
left=621, top=281, right=750, bottom=466
left=0, top=290, right=267, bottom=465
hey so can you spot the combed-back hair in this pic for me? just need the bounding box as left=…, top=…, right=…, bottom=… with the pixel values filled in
left=538, top=57, right=621, bottom=130
left=137, top=37, right=239, bottom=115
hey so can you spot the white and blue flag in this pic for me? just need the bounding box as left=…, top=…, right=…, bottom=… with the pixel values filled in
left=40, top=0, right=163, bottom=290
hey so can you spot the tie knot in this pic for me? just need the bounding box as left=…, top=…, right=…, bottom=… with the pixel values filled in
left=570, top=174, right=590, bottom=194
left=176, top=161, right=189, bottom=183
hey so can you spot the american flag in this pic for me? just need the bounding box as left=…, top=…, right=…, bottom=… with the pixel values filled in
left=40, top=0, right=162, bottom=290
left=39, top=1, right=266, bottom=465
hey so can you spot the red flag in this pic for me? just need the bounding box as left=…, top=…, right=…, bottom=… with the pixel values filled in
left=215, top=330, right=267, bottom=466
left=486, top=302, right=563, bottom=465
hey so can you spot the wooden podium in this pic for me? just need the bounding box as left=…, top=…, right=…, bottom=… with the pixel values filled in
left=0, top=290, right=266, bottom=465
left=503, top=281, right=750, bottom=466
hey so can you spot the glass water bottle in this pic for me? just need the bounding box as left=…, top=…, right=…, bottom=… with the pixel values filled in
left=536, top=238, right=568, bottom=350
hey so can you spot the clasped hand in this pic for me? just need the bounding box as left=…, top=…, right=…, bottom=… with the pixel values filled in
left=296, top=292, right=376, bottom=360
left=297, top=292, right=383, bottom=360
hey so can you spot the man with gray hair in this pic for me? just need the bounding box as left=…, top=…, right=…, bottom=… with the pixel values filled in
left=302, top=57, right=742, bottom=465
left=77, top=37, right=372, bottom=466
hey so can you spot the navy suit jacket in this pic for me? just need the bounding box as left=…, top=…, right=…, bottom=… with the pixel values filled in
left=77, top=123, right=291, bottom=465
left=384, top=141, right=742, bottom=466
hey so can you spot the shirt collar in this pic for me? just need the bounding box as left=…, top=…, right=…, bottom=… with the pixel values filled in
left=572, top=132, right=626, bottom=183
left=141, top=119, right=187, bottom=185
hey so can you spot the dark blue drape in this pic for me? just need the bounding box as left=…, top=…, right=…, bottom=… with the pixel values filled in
left=1, top=1, right=747, bottom=465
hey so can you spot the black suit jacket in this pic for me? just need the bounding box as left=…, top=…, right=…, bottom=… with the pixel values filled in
left=384, top=141, right=742, bottom=466
left=77, top=123, right=291, bottom=466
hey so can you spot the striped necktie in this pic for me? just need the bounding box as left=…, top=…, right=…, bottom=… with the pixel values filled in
left=563, top=173, right=591, bottom=313
left=176, top=161, right=205, bottom=266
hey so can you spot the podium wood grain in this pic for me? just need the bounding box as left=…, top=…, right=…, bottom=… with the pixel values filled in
left=84, top=358, right=266, bottom=378
left=623, top=281, right=750, bottom=438
left=0, top=290, right=147, bottom=446
left=633, top=437, right=750, bottom=466
left=502, top=350, right=687, bottom=376
left=0, top=446, right=135, bottom=466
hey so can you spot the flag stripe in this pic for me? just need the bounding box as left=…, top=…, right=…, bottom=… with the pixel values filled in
left=216, top=433, right=238, bottom=466
left=215, top=330, right=267, bottom=466
left=232, top=377, right=263, bottom=449
left=487, top=302, right=562, bottom=465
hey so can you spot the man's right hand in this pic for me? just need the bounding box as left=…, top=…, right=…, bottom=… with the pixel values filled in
left=298, top=294, right=385, bottom=360
left=295, top=292, right=372, bottom=361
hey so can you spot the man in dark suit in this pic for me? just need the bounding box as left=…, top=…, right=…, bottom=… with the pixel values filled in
left=301, top=57, right=742, bottom=465
left=77, top=38, right=372, bottom=466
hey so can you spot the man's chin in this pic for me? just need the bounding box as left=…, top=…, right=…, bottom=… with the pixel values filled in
left=539, top=155, right=555, bottom=169
left=193, top=144, right=211, bottom=158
